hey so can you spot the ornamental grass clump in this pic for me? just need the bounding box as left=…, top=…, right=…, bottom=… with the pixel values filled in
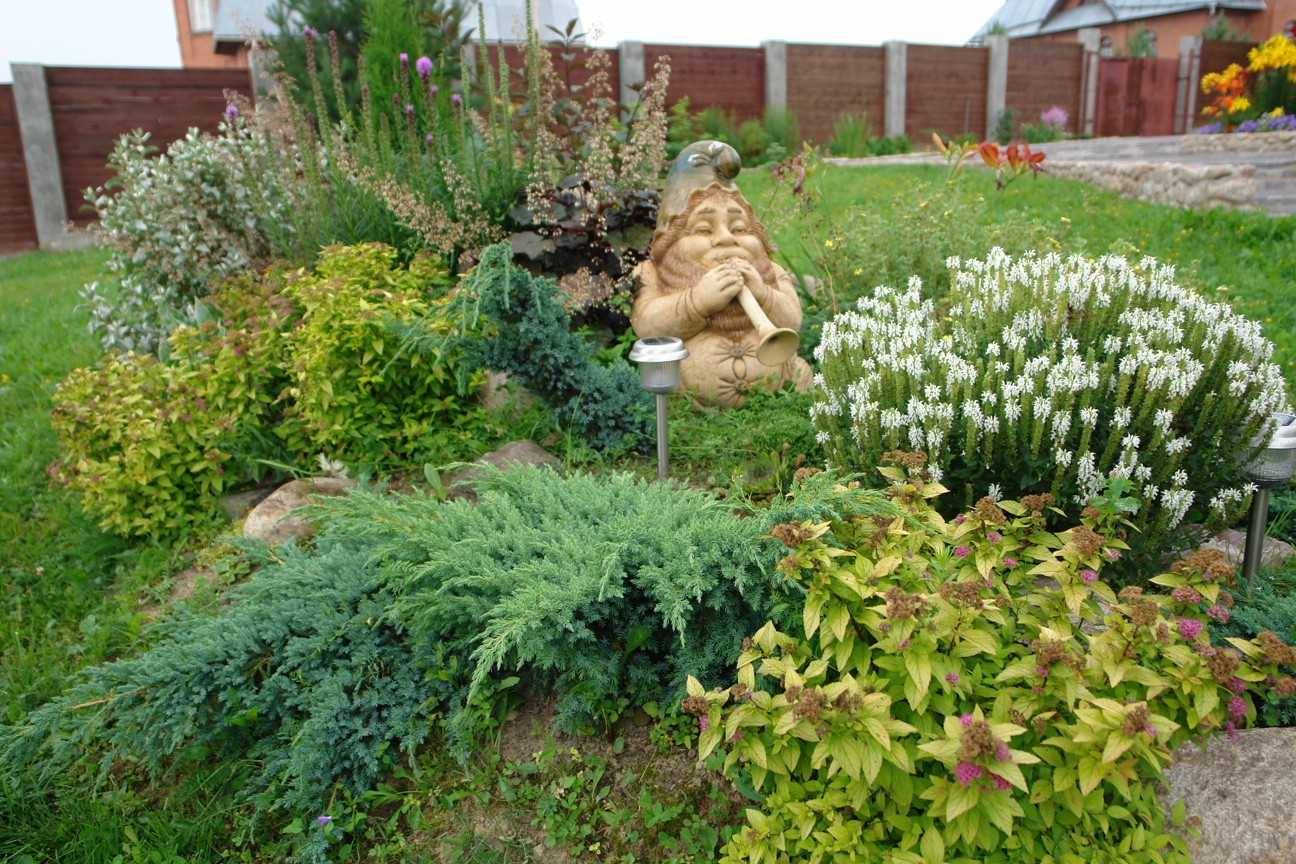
left=811, top=248, right=1290, bottom=568
left=693, top=460, right=1296, bottom=864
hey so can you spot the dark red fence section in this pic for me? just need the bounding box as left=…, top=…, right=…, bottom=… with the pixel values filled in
left=1096, top=57, right=1178, bottom=137
left=0, top=85, right=38, bottom=254
left=644, top=44, right=766, bottom=121
left=787, top=43, right=886, bottom=144
left=906, top=44, right=989, bottom=140
left=44, top=66, right=254, bottom=225
left=1006, top=40, right=1085, bottom=133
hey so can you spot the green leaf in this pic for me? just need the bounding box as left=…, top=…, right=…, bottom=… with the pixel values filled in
left=1170, top=798, right=1187, bottom=827
left=920, top=826, right=946, bottom=863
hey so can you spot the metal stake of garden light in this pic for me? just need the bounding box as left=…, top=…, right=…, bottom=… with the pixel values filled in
left=1240, top=413, right=1296, bottom=593
left=628, top=337, right=689, bottom=480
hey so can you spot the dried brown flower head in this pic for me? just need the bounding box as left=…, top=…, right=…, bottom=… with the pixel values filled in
left=1170, top=548, right=1234, bottom=583
left=1069, top=525, right=1105, bottom=556
left=971, top=496, right=1007, bottom=526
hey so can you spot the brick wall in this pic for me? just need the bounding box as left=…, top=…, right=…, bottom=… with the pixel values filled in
left=644, top=44, right=765, bottom=121
left=787, top=44, right=886, bottom=144
left=1006, top=41, right=1085, bottom=134
left=905, top=44, right=989, bottom=140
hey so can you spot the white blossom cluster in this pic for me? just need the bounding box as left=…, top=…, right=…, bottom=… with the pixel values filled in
left=812, top=248, right=1290, bottom=535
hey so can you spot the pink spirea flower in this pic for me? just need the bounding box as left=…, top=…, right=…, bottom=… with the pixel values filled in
left=1106, top=549, right=1122, bottom=561
left=994, top=741, right=1011, bottom=761
left=954, top=762, right=983, bottom=786
left=993, top=774, right=1012, bottom=791
left=954, top=514, right=966, bottom=526
left=1080, top=568, right=1098, bottom=584
left=1207, top=605, right=1230, bottom=623
left=960, top=713, right=974, bottom=727
left=1172, top=586, right=1203, bottom=603
left=1229, top=696, right=1247, bottom=719
left=1040, top=105, right=1068, bottom=128
left=699, top=716, right=709, bottom=731
left=729, top=730, right=743, bottom=742
left=1036, top=666, right=1050, bottom=678
left=1226, top=676, right=1247, bottom=693
left=1002, top=557, right=1017, bottom=568
left=945, top=672, right=960, bottom=685
left=1178, top=618, right=1204, bottom=639
left=1226, top=719, right=1238, bottom=740
left=954, top=546, right=971, bottom=558
left=986, top=531, right=1002, bottom=544
left=416, top=55, right=433, bottom=79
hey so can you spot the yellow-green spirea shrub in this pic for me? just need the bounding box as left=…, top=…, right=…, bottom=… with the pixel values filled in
left=51, top=243, right=478, bottom=537
left=691, top=459, right=1296, bottom=864
left=811, top=248, right=1291, bottom=569
left=274, top=243, right=476, bottom=466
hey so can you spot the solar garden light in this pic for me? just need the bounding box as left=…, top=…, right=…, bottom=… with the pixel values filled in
left=1239, top=412, right=1296, bottom=592
left=628, top=337, right=689, bottom=480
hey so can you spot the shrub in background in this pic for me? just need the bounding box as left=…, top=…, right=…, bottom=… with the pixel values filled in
left=826, top=114, right=909, bottom=158
left=693, top=463, right=1296, bottom=863
left=1209, top=578, right=1296, bottom=727
left=811, top=248, right=1290, bottom=569
left=82, top=123, right=296, bottom=355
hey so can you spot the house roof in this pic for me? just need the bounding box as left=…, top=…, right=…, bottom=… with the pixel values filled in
left=973, top=0, right=1268, bottom=39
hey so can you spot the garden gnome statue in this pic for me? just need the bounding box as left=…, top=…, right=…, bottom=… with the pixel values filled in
left=630, top=141, right=812, bottom=407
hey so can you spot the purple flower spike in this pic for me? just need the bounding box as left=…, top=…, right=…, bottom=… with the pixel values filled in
left=399, top=52, right=409, bottom=67
left=430, top=84, right=439, bottom=99
left=405, top=104, right=414, bottom=117
left=451, top=93, right=462, bottom=107
left=425, top=133, right=434, bottom=144
left=224, top=103, right=239, bottom=121
left=416, top=56, right=433, bottom=79
left=316, top=816, right=332, bottom=825
left=303, top=25, right=317, bottom=40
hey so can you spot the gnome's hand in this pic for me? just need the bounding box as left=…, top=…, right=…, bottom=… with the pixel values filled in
left=692, top=264, right=745, bottom=317
left=729, top=259, right=770, bottom=306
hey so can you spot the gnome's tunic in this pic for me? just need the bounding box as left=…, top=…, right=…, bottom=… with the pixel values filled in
left=631, top=259, right=811, bottom=407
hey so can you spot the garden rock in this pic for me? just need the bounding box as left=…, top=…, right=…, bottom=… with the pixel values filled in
left=243, top=477, right=356, bottom=545
left=1160, top=726, right=1296, bottom=864
left=218, top=486, right=276, bottom=522
left=448, top=441, right=560, bottom=503
left=1202, top=528, right=1296, bottom=572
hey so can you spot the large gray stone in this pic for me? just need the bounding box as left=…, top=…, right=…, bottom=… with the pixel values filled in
left=1160, top=727, right=1296, bottom=864
left=448, top=440, right=560, bottom=503
left=243, top=477, right=355, bottom=545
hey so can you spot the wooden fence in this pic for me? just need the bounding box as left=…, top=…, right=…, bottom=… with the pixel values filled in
left=0, top=36, right=1256, bottom=254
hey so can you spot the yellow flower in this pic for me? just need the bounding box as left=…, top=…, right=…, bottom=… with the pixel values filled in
left=853, top=268, right=863, bottom=276
left=824, top=239, right=834, bottom=248
left=1248, top=34, right=1296, bottom=73
left=1269, top=106, right=1286, bottom=117
left=1229, top=97, right=1252, bottom=114
left=0, top=374, right=8, bottom=383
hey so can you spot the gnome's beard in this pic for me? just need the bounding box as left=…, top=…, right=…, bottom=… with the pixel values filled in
left=656, top=245, right=780, bottom=340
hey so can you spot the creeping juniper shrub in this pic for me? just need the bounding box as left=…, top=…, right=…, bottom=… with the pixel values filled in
left=1, top=537, right=445, bottom=864
left=694, top=463, right=1296, bottom=864
left=407, top=244, right=654, bottom=452
left=1209, top=578, right=1296, bottom=727
left=307, top=467, right=809, bottom=750
left=812, top=248, right=1291, bottom=575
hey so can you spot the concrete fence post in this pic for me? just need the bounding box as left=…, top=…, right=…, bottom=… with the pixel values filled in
left=1176, top=35, right=1203, bottom=133
left=619, top=41, right=646, bottom=108
left=763, top=40, right=787, bottom=111
left=985, top=34, right=1009, bottom=140
left=12, top=63, right=79, bottom=250
left=1077, top=28, right=1102, bottom=137
left=883, top=41, right=907, bottom=138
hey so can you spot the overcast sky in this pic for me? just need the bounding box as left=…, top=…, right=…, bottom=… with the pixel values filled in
left=0, top=0, right=1005, bottom=83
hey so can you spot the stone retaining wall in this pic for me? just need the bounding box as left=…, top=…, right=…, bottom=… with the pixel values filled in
left=1180, top=130, right=1296, bottom=154
left=1044, top=160, right=1259, bottom=212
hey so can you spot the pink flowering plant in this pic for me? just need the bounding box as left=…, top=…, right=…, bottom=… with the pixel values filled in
left=687, top=455, right=1296, bottom=864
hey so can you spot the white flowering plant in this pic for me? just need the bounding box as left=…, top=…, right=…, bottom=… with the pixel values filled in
left=810, top=248, right=1290, bottom=570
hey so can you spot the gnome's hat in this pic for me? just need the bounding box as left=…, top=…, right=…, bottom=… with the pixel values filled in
left=654, top=140, right=743, bottom=239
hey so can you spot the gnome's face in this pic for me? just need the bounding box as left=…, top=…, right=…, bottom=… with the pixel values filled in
left=674, top=192, right=766, bottom=270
